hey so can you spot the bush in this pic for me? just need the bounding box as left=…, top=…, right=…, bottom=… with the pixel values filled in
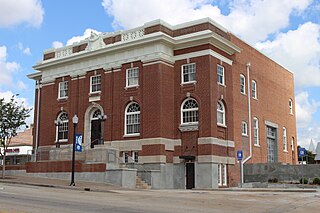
left=268, top=178, right=278, bottom=183
left=300, top=178, right=308, bottom=184
left=312, top=177, right=320, bottom=185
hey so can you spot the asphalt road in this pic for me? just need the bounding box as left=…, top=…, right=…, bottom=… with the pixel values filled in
left=0, top=183, right=319, bottom=213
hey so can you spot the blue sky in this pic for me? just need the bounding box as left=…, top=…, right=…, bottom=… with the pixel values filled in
left=0, top=0, right=319, bottom=148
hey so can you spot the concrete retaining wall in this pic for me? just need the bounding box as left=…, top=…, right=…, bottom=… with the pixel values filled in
left=244, top=163, right=320, bottom=183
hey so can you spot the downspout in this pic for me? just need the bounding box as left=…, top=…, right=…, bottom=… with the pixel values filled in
left=35, top=80, right=41, bottom=161
left=241, top=62, right=252, bottom=185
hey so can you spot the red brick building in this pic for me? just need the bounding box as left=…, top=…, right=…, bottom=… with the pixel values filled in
left=28, top=18, right=297, bottom=189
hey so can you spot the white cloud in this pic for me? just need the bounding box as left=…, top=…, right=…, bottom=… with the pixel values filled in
left=18, top=42, right=31, bottom=55
left=0, top=0, right=44, bottom=28
left=297, top=124, right=320, bottom=149
left=0, top=91, right=33, bottom=126
left=0, top=46, right=20, bottom=87
left=295, top=91, right=320, bottom=128
left=101, top=0, right=312, bottom=43
left=256, top=22, right=320, bottom=87
left=52, top=41, right=64, bottom=49
left=17, top=80, right=28, bottom=90
left=66, top=29, right=101, bottom=45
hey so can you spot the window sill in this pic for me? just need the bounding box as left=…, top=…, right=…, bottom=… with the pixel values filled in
left=283, top=150, right=288, bottom=153
left=125, top=85, right=139, bottom=90
left=252, top=97, right=258, bottom=100
left=123, top=133, right=140, bottom=138
left=55, top=139, right=68, bottom=143
left=57, top=97, right=68, bottom=101
left=254, top=144, right=261, bottom=148
left=242, top=134, right=248, bottom=137
left=217, top=83, right=226, bottom=87
left=217, top=123, right=227, bottom=128
left=179, top=123, right=199, bottom=132
left=240, top=92, right=246, bottom=96
left=181, top=81, right=197, bottom=86
left=290, top=113, right=294, bottom=116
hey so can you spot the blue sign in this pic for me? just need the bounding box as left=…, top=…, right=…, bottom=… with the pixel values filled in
left=75, top=134, right=82, bottom=152
left=298, top=148, right=306, bottom=157
left=237, top=150, right=243, bottom=161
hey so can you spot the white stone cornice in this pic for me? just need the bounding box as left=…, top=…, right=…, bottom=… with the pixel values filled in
left=198, top=137, right=235, bottom=148
left=175, top=49, right=233, bottom=65
left=197, top=155, right=235, bottom=165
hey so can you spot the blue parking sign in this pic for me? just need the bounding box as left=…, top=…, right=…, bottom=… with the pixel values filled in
left=237, top=150, right=243, bottom=161
left=75, top=134, right=82, bottom=152
left=298, top=148, right=306, bottom=157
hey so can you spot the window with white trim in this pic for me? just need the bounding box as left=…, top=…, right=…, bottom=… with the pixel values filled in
left=56, top=112, right=68, bottom=141
left=240, top=74, right=246, bottom=94
left=252, top=80, right=257, bottom=99
left=291, top=137, right=294, bottom=151
left=181, top=98, right=199, bottom=124
left=90, top=75, right=101, bottom=93
left=217, top=101, right=226, bottom=126
left=125, top=102, right=140, bottom=135
left=58, top=81, right=68, bottom=99
left=242, top=121, right=248, bottom=136
left=218, top=164, right=227, bottom=186
left=253, top=117, right=259, bottom=145
left=217, top=65, right=225, bottom=85
left=182, top=63, right=196, bottom=84
left=132, top=151, right=139, bottom=163
left=289, top=99, right=293, bottom=114
left=283, top=127, right=287, bottom=151
left=123, top=152, right=129, bottom=163
left=126, top=67, right=139, bottom=87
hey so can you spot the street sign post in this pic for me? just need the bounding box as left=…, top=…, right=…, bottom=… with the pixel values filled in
left=298, top=147, right=307, bottom=185
left=75, top=134, right=82, bottom=152
left=237, top=150, right=243, bottom=188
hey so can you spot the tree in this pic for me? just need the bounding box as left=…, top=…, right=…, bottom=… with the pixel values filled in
left=0, top=95, right=31, bottom=179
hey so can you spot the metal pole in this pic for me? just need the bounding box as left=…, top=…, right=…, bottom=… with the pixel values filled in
left=70, top=122, right=76, bottom=186
left=240, top=160, right=242, bottom=188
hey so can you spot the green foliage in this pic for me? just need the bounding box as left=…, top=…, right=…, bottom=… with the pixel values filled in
left=0, top=95, right=32, bottom=152
left=268, top=178, right=278, bottom=183
left=312, top=178, right=320, bottom=185
left=299, top=178, right=308, bottom=184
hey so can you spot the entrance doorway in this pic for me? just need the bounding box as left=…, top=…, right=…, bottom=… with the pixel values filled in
left=267, top=126, right=277, bottom=163
left=90, top=109, right=102, bottom=148
left=186, top=162, right=195, bottom=189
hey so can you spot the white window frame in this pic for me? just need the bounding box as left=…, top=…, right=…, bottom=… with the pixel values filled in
left=217, top=101, right=226, bottom=126
left=181, top=98, right=199, bottom=125
left=90, top=75, right=101, bottom=94
left=240, top=74, right=246, bottom=94
left=132, top=151, right=139, bottom=163
left=181, top=63, right=196, bottom=84
left=217, top=65, right=225, bottom=86
left=218, top=164, right=227, bottom=186
left=283, top=127, right=287, bottom=151
left=291, top=138, right=294, bottom=151
left=252, top=80, right=257, bottom=99
left=125, top=102, right=140, bottom=136
left=289, top=99, right=293, bottom=115
left=253, top=117, right=259, bottom=146
left=55, top=112, right=68, bottom=142
left=126, top=67, right=139, bottom=88
left=58, top=81, right=68, bottom=99
left=242, top=121, right=248, bottom=136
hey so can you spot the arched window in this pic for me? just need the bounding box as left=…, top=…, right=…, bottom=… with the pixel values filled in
left=181, top=98, right=199, bottom=124
left=283, top=127, right=287, bottom=151
left=56, top=112, right=68, bottom=141
left=252, top=80, right=257, bottom=99
left=289, top=99, right=293, bottom=114
left=253, top=117, right=259, bottom=145
left=217, top=101, right=226, bottom=126
left=241, top=121, right=248, bottom=136
left=91, top=109, right=101, bottom=120
left=125, top=102, right=140, bottom=135
left=240, top=74, right=246, bottom=94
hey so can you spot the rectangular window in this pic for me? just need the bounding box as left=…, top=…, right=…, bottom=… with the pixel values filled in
left=252, top=80, right=257, bottom=99
left=217, top=65, right=225, bottom=85
left=126, top=67, right=139, bottom=87
left=242, top=121, right=248, bottom=136
left=58, top=121, right=68, bottom=140
left=126, top=113, right=140, bottom=134
left=123, top=152, right=129, bottom=163
left=283, top=127, right=287, bottom=151
left=132, top=151, right=139, bottom=163
left=218, top=164, right=227, bottom=186
left=58, top=81, right=68, bottom=99
left=253, top=118, right=259, bottom=145
left=240, top=75, right=245, bottom=94
left=90, top=75, right=101, bottom=93
left=182, top=63, right=196, bottom=84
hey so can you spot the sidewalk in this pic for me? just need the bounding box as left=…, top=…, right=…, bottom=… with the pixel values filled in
left=0, top=175, right=125, bottom=193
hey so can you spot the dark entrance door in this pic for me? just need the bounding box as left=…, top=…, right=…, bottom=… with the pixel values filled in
left=91, top=120, right=101, bottom=148
left=186, top=162, right=195, bottom=189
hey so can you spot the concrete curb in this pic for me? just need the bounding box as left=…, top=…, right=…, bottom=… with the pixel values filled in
left=194, top=188, right=318, bottom=193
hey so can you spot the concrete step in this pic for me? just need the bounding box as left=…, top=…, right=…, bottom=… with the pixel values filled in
left=136, top=176, right=151, bottom=190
